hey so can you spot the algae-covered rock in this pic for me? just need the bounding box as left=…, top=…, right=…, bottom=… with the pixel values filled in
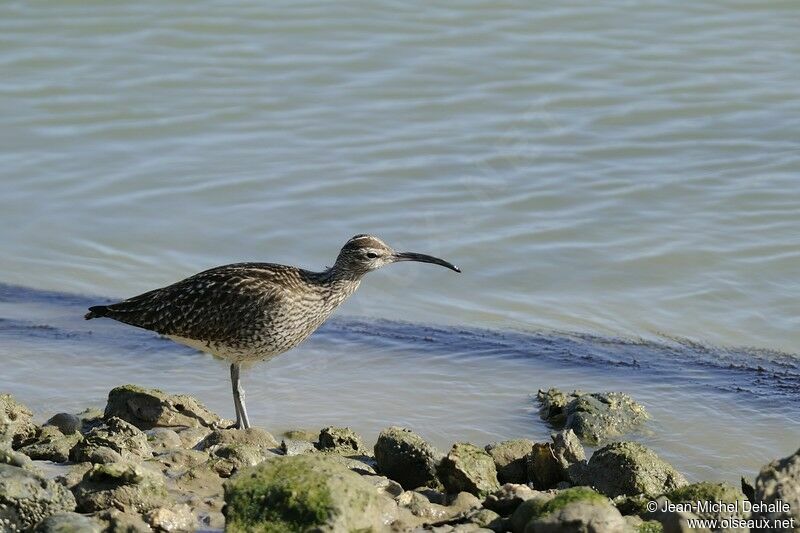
left=317, top=426, right=365, bottom=454
left=0, top=394, right=37, bottom=448
left=70, top=417, right=152, bottom=463
left=72, top=461, right=169, bottom=513
left=586, top=442, right=687, bottom=498
left=20, top=426, right=82, bottom=463
left=32, top=512, right=102, bottom=533
left=510, top=487, right=618, bottom=533
left=438, top=443, right=500, bottom=498
left=537, top=389, right=649, bottom=444
left=624, top=515, right=663, bottom=533
left=753, top=447, right=800, bottom=530
left=374, top=426, right=442, bottom=490
left=485, top=439, right=534, bottom=484
left=104, top=385, right=222, bottom=430
left=0, top=463, right=77, bottom=532
left=667, top=481, right=748, bottom=528
left=223, top=454, right=393, bottom=532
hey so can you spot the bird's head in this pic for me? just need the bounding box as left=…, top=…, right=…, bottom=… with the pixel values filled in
left=333, top=234, right=461, bottom=277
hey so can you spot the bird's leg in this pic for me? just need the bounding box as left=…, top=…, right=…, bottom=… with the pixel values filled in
left=230, top=363, right=243, bottom=429
left=237, top=380, right=251, bottom=430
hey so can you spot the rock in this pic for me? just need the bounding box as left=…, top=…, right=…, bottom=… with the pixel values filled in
left=483, top=483, right=542, bottom=515
left=197, top=427, right=278, bottom=451
left=537, top=389, right=649, bottom=444
left=74, top=409, right=105, bottom=434
left=174, top=427, right=211, bottom=449
left=0, top=463, right=77, bottom=532
left=525, top=500, right=627, bottom=533
left=205, top=442, right=280, bottom=478
left=223, top=454, right=394, bottom=532
left=485, top=439, right=534, bottom=484
left=0, top=394, right=36, bottom=448
left=1, top=444, right=40, bottom=473
left=153, top=449, right=210, bottom=477
left=144, top=428, right=182, bottom=454
left=280, top=438, right=318, bottom=456
left=44, top=414, right=82, bottom=436
left=551, top=429, right=587, bottom=485
left=462, top=507, right=503, bottom=531
left=526, top=442, right=563, bottom=490
left=537, top=388, right=573, bottom=426
left=397, top=490, right=482, bottom=527
left=362, top=474, right=404, bottom=498
left=145, top=503, right=194, bottom=532
left=173, top=464, right=224, bottom=510
left=33, top=512, right=102, bottom=532
left=511, top=487, right=617, bottom=533
left=586, top=442, right=687, bottom=498
left=70, top=417, right=152, bottom=463
left=320, top=453, right=377, bottom=475
left=20, top=426, right=82, bottom=463
left=54, top=463, right=92, bottom=492
left=643, top=495, right=708, bottom=533
left=438, top=443, right=500, bottom=498
left=282, top=428, right=318, bottom=442
left=397, top=491, right=454, bottom=522
left=72, top=461, right=169, bottom=514
left=509, top=494, right=555, bottom=533
left=611, top=493, right=649, bottom=516
left=94, top=508, right=154, bottom=532
left=317, top=426, right=365, bottom=454
left=754, top=447, right=800, bottom=530
left=198, top=428, right=280, bottom=477
left=375, top=426, right=442, bottom=490
left=104, top=385, right=222, bottom=430
left=667, top=482, right=748, bottom=529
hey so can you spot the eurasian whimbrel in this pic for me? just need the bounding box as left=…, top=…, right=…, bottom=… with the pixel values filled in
left=85, top=235, right=460, bottom=429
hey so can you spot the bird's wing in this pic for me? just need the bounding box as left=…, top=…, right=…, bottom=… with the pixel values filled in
left=88, top=264, right=290, bottom=342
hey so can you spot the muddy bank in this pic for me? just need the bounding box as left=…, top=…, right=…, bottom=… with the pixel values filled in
left=2, top=385, right=798, bottom=532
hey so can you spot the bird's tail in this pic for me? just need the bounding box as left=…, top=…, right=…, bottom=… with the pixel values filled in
left=84, top=305, right=109, bottom=320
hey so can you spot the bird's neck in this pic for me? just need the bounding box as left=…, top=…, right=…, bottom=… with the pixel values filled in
left=313, top=266, right=363, bottom=302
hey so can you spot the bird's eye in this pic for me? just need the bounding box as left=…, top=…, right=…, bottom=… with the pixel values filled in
left=366, top=252, right=379, bottom=259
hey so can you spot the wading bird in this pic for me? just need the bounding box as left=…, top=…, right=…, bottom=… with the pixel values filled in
left=85, top=235, right=460, bottom=429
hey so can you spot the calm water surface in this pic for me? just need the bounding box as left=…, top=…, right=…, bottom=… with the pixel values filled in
left=1, top=1, right=799, bottom=481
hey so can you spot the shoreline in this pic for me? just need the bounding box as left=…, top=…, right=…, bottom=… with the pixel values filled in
left=2, top=281, right=800, bottom=487
left=2, top=385, right=799, bottom=532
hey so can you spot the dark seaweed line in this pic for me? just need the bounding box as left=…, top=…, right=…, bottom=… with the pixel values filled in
left=2, top=282, right=799, bottom=402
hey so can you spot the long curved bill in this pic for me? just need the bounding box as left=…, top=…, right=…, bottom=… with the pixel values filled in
left=393, top=251, right=461, bottom=273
